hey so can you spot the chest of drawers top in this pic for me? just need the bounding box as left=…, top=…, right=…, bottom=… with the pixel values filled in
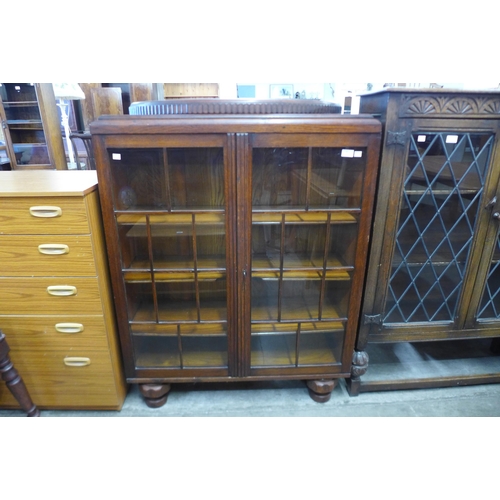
left=0, top=170, right=98, bottom=198
left=0, top=171, right=99, bottom=235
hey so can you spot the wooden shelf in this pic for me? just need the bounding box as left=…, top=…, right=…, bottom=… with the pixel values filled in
left=251, top=297, right=344, bottom=322
left=124, top=270, right=226, bottom=282
left=131, top=300, right=227, bottom=323
left=3, top=101, right=38, bottom=106
left=131, top=323, right=227, bottom=336
left=252, top=254, right=352, bottom=280
left=252, top=211, right=357, bottom=224
left=252, top=269, right=351, bottom=280
left=124, top=256, right=226, bottom=272
left=251, top=321, right=345, bottom=334
left=117, top=212, right=225, bottom=225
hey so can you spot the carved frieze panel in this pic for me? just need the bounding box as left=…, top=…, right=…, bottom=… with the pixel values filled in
left=399, top=94, right=500, bottom=118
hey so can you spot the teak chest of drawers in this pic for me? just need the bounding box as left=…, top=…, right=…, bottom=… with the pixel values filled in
left=0, top=170, right=126, bottom=410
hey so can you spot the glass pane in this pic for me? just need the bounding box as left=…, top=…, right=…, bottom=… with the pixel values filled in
left=168, top=148, right=224, bottom=209
left=0, top=148, right=9, bottom=169
left=1, top=83, right=37, bottom=102
left=131, top=317, right=228, bottom=369
left=9, top=127, right=45, bottom=144
left=384, top=132, right=493, bottom=324
left=309, top=148, right=365, bottom=208
left=151, top=216, right=226, bottom=273
left=156, top=280, right=227, bottom=322
left=13, top=144, right=50, bottom=165
left=252, top=147, right=366, bottom=209
left=109, top=147, right=224, bottom=210
left=4, top=103, right=42, bottom=123
left=252, top=148, right=308, bottom=208
left=134, top=336, right=180, bottom=368
left=182, top=335, right=227, bottom=368
left=477, top=233, right=500, bottom=320
left=250, top=322, right=344, bottom=367
left=109, top=148, right=167, bottom=210
left=251, top=277, right=351, bottom=322
left=252, top=220, right=358, bottom=272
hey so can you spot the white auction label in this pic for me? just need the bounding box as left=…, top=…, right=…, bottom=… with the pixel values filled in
left=341, top=149, right=355, bottom=158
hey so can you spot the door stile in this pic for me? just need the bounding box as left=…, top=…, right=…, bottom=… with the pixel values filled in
left=93, top=135, right=137, bottom=378
left=357, top=124, right=409, bottom=349
left=225, top=133, right=239, bottom=376
left=235, top=133, right=252, bottom=377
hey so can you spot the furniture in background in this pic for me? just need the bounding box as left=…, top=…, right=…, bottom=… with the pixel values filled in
left=69, top=132, right=96, bottom=170
left=0, top=330, right=40, bottom=416
left=0, top=103, right=10, bottom=169
left=78, top=84, right=164, bottom=128
left=0, top=83, right=66, bottom=170
left=90, top=100, right=381, bottom=407
left=0, top=170, right=127, bottom=410
left=349, top=88, right=500, bottom=395
left=53, top=83, right=86, bottom=170
left=163, top=83, right=219, bottom=98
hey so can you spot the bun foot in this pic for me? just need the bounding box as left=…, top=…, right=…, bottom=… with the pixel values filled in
left=306, top=379, right=337, bottom=403
left=139, top=383, right=171, bottom=408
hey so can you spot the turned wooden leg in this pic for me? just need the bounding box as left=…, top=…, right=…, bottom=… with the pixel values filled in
left=139, top=383, right=171, bottom=408
left=0, top=332, right=40, bottom=417
left=306, top=379, right=337, bottom=403
left=346, top=350, right=369, bottom=397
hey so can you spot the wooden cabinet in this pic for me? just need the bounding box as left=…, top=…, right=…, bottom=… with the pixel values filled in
left=90, top=107, right=381, bottom=406
left=0, top=83, right=66, bottom=170
left=349, top=89, right=500, bottom=394
left=0, top=171, right=127, bottom=410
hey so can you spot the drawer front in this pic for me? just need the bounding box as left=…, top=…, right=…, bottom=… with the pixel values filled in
left=0, top=196, right=90, bottom=235
left=0, top=277, right=103, bottom=315
left=0, top=348, right=122, bottom=409
left=0, top=315, right=109, bottom=349
left=0, top=235, right=96, bottom=276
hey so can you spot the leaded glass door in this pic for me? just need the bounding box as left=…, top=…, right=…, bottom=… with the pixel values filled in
left=373, top=128, right=499, bottom=336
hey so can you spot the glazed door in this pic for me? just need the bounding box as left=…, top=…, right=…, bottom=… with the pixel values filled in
left=468, top=144, right=500, bottom=329
left=0, top=83, right=51, bottom=168
left=365, top=125, right=500, bottom=341
left=104, top=134, right=237, bottom=378
left=239, top=132, right=378, bottom=377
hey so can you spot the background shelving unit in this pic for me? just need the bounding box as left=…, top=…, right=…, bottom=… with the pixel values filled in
left=0, top=83, right=66, bottom=170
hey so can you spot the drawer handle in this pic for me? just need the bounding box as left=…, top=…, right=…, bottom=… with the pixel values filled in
left=64, top=357, right=91, bottom=367
left=38, top=244, right=70, bottom=255
left=30, top=206, right=62, bottom=218
left=47, top=285, right=77, bottom=296
left=55, top=323, right=84, bottom=334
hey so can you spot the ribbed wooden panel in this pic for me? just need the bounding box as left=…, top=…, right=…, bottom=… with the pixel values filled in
left=129, top=98, right=342, bottom=115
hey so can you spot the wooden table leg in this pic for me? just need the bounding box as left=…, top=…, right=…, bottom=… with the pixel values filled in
left=0, top=331, right=40, bottom=417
